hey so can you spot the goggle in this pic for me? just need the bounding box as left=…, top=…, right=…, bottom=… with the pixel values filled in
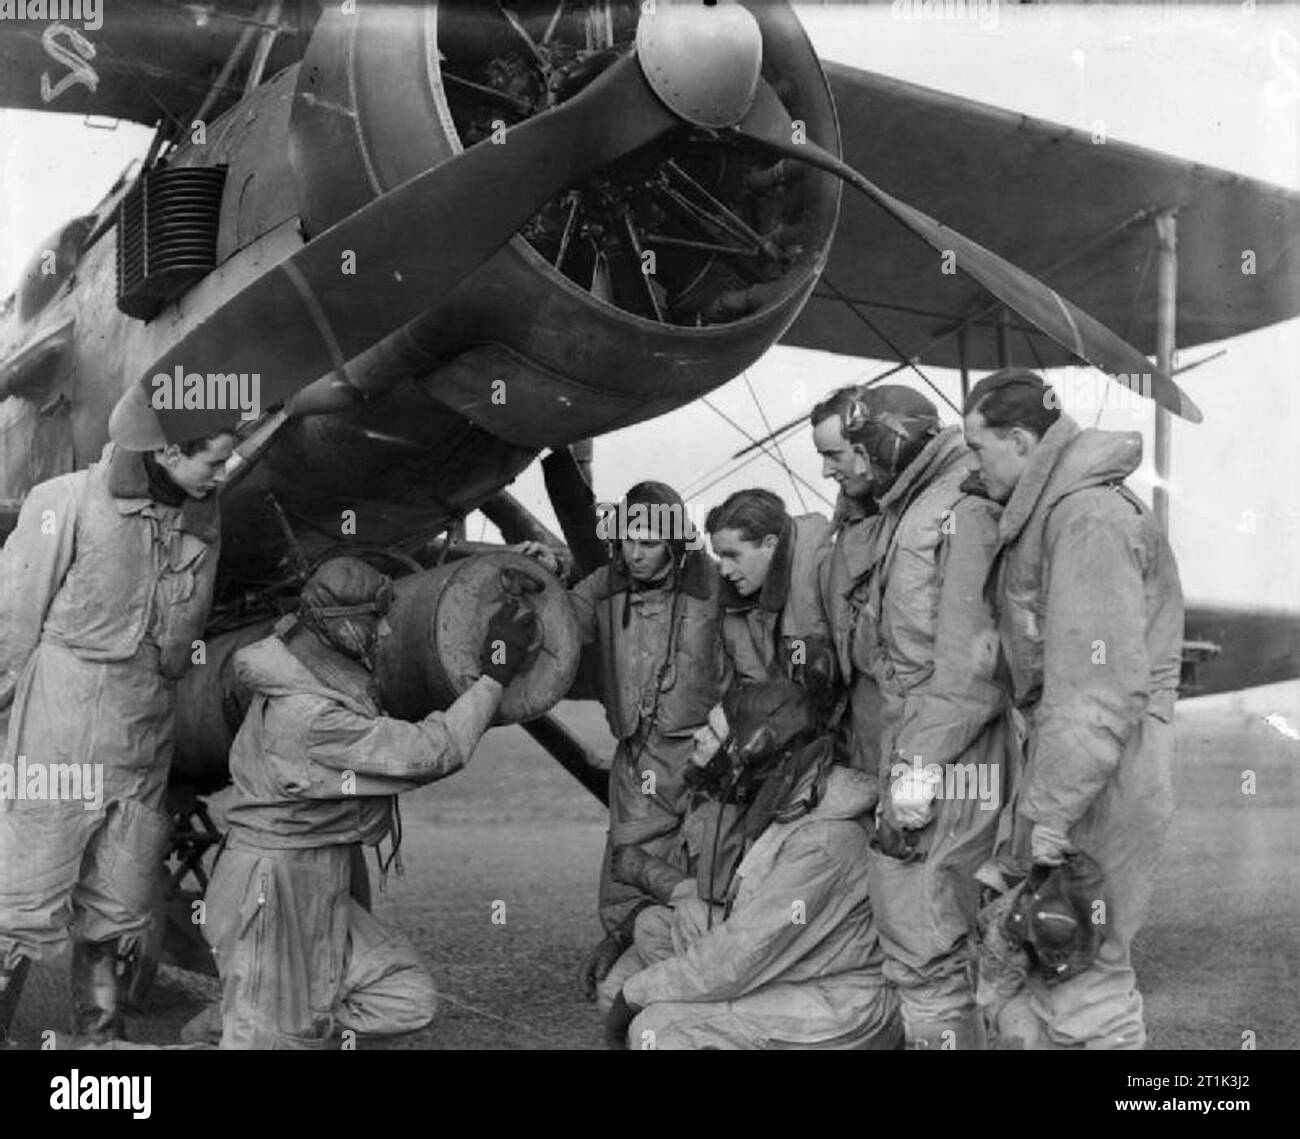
left=306, top=579, right=395, bottom=620
left=842, top=396, right=872, bottom=438
left=843, top=396, right=922, bottom=443
left=842, top=396, right=938, bottom=475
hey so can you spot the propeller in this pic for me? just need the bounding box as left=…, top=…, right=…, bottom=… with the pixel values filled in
left=122, top=1, right=768, bottom=444
left=542, top=446, right=609, bottom=577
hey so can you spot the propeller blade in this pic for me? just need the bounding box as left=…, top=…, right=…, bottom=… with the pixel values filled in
left=522, top=714, right=609, bottom=805
left=734, top=80, right=1203, bottom=424
left=542, top=446, right=609, bottom=577
left=139, top=53, right=678, bottom=443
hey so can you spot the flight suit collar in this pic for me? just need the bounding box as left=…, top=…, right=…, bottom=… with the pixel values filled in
left=828, top=492, right=879, bottom=599
left=104, top=442, right=221, bottom=543
left=275, top=626, right=382, bottom=716
left=875, top=425, right=968, bottom=516
left=863, top=427, right=974, bottom=583
left=830, top=489, right=876, bottom=533
left=996, top=414, right=1081, bottom=547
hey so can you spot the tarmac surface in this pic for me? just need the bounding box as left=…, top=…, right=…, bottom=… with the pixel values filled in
left=10, top=684, right=1300, bottom=1050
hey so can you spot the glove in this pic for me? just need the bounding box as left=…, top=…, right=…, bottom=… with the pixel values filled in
left=788, top=635, right=838, bottom=704
left=1030, top=823, right=1073, bottom=867
left=609, top=844, right=649, bottom=887
left=683, top=744, right=730, bottom=800
left=604, top=991, right=644, bottom=1050
left=609, top=845, right=687, bottom=904
left=577, top=930, right=630, bottom=1002
left=887, top=760, right=941, bottom=830
left=513, top=540, right=570, bottom=579
left=690, top=720, right=726, bottom=768
left=479, top=599, right=538, bottom=686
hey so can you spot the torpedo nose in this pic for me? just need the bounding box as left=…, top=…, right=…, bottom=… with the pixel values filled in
left=635, top=0, right=763, bottom=128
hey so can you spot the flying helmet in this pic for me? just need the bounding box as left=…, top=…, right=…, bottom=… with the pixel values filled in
left=298, top=556, right=395, bottom=668
left=607, top=480, right=698, bottom=588
left=842, top=385, right=941, bottom=492
left=722, top=679, right=837, bottom=836
left=1004, top=851, right=1107, bottom=984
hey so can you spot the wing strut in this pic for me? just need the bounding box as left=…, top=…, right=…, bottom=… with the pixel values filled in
left=188, top=4, right=267, bottom=138
left=1153, top=210, right=1179, bottom=535
left=691, top=394, right=832, bottom=508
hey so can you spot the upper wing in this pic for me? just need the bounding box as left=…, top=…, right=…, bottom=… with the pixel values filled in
left=0, top=0, right=314, bottom=126
left=783, top=62, right=1300, bottom=369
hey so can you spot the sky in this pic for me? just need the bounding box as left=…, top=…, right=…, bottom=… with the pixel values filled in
left=1, top=1, right=1298, bottom=612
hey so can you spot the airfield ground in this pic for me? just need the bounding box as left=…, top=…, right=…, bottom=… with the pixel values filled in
left=10, top=684, right=1299, bottom=1050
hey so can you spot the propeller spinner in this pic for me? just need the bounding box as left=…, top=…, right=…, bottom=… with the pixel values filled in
left=634, top=0, right=763, bottom=129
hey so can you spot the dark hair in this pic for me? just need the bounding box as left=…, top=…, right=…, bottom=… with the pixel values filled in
left=705, top=488, right=788, bottom=543
left=963, top=368, right=1060, bottom=438
left=809, top=385, right=862, bottom=430
left=176, top=428, right=238, bottom=457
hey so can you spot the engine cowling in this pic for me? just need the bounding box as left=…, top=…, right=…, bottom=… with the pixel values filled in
left=286, top=0, right=842, bottom=447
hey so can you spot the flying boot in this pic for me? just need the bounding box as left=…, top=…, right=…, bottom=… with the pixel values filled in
left=71, top=939, right=138, bottom=1044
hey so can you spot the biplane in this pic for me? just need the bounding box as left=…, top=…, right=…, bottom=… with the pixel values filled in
left=2, top=0, right=1298, bottom=984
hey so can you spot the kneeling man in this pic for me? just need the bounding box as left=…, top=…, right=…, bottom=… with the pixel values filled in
left=205, top=557, right=535, bottom=1049
left=604, top=680, right=901, bottom=1050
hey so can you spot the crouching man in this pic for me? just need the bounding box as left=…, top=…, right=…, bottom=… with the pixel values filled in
left=203, top=557, right=536, bottom=1049
left=604, top=680, right=901, bottom=1050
